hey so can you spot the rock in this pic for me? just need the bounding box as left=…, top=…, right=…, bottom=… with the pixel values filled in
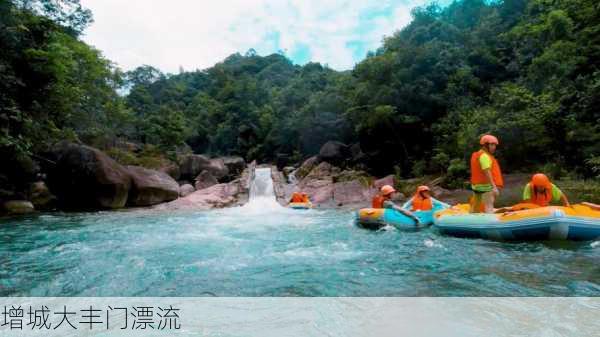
left=334, top=170, right=370, bottom=183
left=157, top=179, right=246, bottom=211
left=431, top=185, right=451, bottom=198
left=350, top=143, right=363, bottom=158
left=271, top=166, right=297, bottom=205
left=126, top=166, right=180, bottom=206
left=222, top=156, right=245, bottom=177
left=179, top=184, right=195, bottom=197
left=283, top=166, right=296, bottom=176
left=3, top=200, right=35, bottom=215
left=311, top=186, right=335, bottom=204
left=283, top=166, right=298, bottom=184
left=318, top=141, right=350, bottom=166
left=333, top=180, right=377, bottom=206
left=195, top=170, right=218, bottom=190
left=275, top=153, right=291, bottom=170
left=208, top=158, right=229, bottom=181
left=349, top=144, right=367, bottom=168
left=303, top=162, right=341, bottom=181
left=47, top=143, right=131, bottom=209
left=178, top=154, right=229, bottom=182
left=29, top=181, right=56, bottom=210
left=158, top=162, right=181, bottom=181
left=374, top=175, right=395, bottom=190
left=295, top=156, right=319, bottom=180
left=179, top=154, right=211, bottom=180
left=297, top=162, right=341, bottom=206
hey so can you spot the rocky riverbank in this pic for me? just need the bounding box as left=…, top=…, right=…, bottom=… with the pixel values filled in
left=2, top=139, right=575, bottom=217
left=0, top=141, right=254, bottom=215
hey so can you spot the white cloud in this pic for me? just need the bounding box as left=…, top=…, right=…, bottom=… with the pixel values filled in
left=80, top=0, right=425, bottom=73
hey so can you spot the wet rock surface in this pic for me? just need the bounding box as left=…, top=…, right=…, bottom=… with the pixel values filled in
left=126, top=166, right=180, bottom=206
left=47, top=142, right=132, bottom=209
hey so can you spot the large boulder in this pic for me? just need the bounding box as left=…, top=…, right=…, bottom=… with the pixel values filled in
left=208, top=158, right=229, bottom=181
left=179, top=154, right=229, bottom=181
left=179, top=154, right=211, bottom=181
left=179, top=184, right=195, bottom=197
left=47, top=143, right=131, bottom=209
left=303, top=162, right=340, bottom=182
left=297, top=162, right=341, bottom=206
left=29, top=181, right=56, bottom=210
left=333, top=180, right=376, bottom=206
left=157, top=180, right=245, bottom=210
left=222, top=156, right=246, bottom=178
left=318, top=141, right=350, bottom=166
left=3, top=200, right=35, bottom=215
left=158, top=162, right=181, bottom=181
left=295, top=156, right=319, bottom=180
left=126, top=166, right=180, bottom=206
left=195, top=170, right=218, bottom=190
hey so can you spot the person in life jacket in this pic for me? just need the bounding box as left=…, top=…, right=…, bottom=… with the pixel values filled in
left=402, top=185, right=450, bottom=211
left=290, top=192, right=304, bottom=203
left=301, top=192, right=310, bottom=203
left=372, top=185, right=421, bottom=225
left=522, top=173, right=570, bottom=207
left=470, top=134, right=504, bottom=213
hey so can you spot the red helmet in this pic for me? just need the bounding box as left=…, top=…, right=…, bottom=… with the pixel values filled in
left=531, top=173, right=551, bottom=189
left=480, top=134, right=499, bottom=145
left=381, top=185, right=396, bottom=196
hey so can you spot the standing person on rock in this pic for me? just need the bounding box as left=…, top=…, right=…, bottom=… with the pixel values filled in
left=470, top=134, right=504, bottom=213
left=372, top=185, right=421, bottom=225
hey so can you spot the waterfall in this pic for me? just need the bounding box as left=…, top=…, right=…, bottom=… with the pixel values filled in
left=245, top=167, right=281, bottom=210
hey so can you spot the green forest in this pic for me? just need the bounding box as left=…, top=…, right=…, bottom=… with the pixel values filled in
left=1, top=0, right=599, bottom=200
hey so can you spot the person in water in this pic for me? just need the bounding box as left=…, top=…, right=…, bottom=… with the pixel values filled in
left=372, top=185, right=421, bottom=224
left=522, top=173, right=570, bottom=207
left=470, top=134, right=504, bottom=213
left=402, top=185, right=449, bottom=211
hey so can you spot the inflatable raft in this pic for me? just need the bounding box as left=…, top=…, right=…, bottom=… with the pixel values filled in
left=434, top=204, right=600, bottom=241
left=289, top=202, right=312, bottom=210
left=356, top=203, right=447, bottom=230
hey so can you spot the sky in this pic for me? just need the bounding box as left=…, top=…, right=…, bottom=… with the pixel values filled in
left=80, top=0, right=442, bottom=73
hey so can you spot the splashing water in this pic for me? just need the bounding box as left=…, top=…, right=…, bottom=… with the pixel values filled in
left=244, top=167, right=282, bottom=212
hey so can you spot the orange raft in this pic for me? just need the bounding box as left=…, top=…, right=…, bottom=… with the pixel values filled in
left=433, top=204, right=600, bottom=241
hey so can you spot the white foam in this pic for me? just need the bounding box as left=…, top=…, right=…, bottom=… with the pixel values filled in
left=243, top=167, right=282, bottom=212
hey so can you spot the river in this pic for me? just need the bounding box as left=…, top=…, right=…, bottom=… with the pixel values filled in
left=1, top=168, right=599, bottom=296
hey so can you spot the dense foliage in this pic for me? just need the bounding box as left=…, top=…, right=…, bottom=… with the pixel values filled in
left=1, top=0, right=599, bottom=197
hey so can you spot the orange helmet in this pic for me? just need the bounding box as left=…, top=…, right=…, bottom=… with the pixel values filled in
left=531, top=173, right=551, bottom=189
left=480, top=134, right=499, bottom=145
left=416, top=185, right=430, bottom=193
left=381, top=185, right=396, bottom=196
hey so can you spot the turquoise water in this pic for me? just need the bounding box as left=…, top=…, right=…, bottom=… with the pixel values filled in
left=1, top=206, right=599, bottom=296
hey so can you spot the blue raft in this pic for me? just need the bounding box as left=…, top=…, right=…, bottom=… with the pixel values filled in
left=356, top=203, right=447, bottom=231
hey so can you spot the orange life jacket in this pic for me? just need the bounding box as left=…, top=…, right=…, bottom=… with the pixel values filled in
left=372, top=195, right=385, bottom=208
left=411, top=193, right=433, bottom=211
left=470, top=149, right=504, bottom=188
left=301, top=194, right=309, bottom=203
left=527, top=184, right=553, bottom=207
left=291, top=193, right=303, bottom=203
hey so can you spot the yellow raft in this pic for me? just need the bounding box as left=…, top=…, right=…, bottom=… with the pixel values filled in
left=433, top=203, right=600, bottom=241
